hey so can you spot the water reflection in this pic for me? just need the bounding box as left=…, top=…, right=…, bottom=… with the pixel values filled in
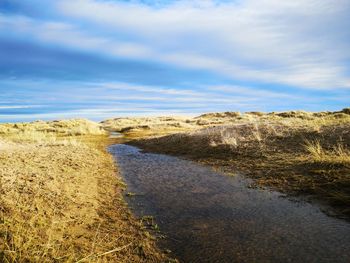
left=109, top=144, right=350, bottom=263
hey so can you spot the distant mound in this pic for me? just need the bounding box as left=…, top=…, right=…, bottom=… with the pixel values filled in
left=101, top=108, right=350, bottom=135
left=196, top=112, right=241, bottom=119
left=0, top=119, right=106, bottom=136
left=101, top=116, right=195, bottom=133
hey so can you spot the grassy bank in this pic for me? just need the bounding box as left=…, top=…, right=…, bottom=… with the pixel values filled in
left=0, top=120, right=168, bottom=262
left=101, top=116, right=198, bottom=137
left=129, top=109, right=350, bottom=219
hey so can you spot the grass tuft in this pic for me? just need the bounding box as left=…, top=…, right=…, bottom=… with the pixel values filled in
left=305, top=140, right=350, bottom=165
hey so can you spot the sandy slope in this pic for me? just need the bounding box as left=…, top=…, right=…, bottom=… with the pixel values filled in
left=0, top=127, right=168, bottom=262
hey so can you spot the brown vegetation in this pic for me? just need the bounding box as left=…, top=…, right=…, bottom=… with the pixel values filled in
left=0, top=120, right=169, bottom=262
left=0, top=119, right=106, bottom=137
left=101, top=116, right=196, bottom=136
left=129, top=109, right=350, bottom=219
left=1, top=109, right=349, bottom=261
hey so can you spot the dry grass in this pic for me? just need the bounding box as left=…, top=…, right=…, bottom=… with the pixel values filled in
left=305, top=140, right=350, bottom=164
left=0, top=120, right=169, bottom=262
left=129, top=109, right=350, bottom=219
left=102, top=108, right=350, bottom=138
left=0, top=119, right=106, bottom=137
left=0, top=119, right=106, bottom=147
left=0, top=130, right=83, bottom=146
left=101, top=116, right=196, bottom=136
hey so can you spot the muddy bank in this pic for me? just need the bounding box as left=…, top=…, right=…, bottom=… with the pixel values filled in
left=129, top=122, right=350, bottom=220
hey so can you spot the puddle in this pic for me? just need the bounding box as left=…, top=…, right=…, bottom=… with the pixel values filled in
left=109, top=144, right=350, bottom=263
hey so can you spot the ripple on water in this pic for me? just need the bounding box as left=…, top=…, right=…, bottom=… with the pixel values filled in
left=109, top=144, right=350, bottom=263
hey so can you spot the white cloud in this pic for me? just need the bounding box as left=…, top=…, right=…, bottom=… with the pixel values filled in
left=0, top=14, right=154, bottom=59
left=0, top=105, right=42, bottom=109
left=2, top=0, right=350, bottom=90
left=86, top=81, right=302, bottom=104
left=98, top=82, right=301, bottom=104
left=56, top=0, right=350, bottom=89
left=0, top=108, right=195, bottom=122
left=207, top=85, right=298, bottom=99
left=102, top=82, right=202, bottom=96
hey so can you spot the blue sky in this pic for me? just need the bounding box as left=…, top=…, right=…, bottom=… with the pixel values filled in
left=0, top=0, right=349, bottom=122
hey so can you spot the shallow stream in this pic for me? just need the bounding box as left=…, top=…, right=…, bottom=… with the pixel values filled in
left=109, top=144, right=350, bottom=263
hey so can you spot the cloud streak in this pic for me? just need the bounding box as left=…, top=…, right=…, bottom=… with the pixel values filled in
left=0, top=0, right=349, bottom=122
left=2, top=0, right=350, bottom=89
left=56, top=0, right=350, bottom=89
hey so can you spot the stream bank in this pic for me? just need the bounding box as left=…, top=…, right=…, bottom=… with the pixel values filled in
left=109, top=144, right=350, bottom=263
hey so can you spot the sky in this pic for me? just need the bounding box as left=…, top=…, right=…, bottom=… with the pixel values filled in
left=0, top=0, right=349, bottom=122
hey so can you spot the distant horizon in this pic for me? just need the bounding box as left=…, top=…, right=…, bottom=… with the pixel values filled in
left=1, top=0, right=349, bottom=122
left=1, top=107, right=349, bottom=124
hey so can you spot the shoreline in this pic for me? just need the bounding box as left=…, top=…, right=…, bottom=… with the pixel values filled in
left=128, top=120, right=350, bottom=221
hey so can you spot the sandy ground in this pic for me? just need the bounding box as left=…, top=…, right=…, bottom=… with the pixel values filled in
left=0, top=136, right=169, bottom=262
left=1, top=110, right=349, bottom=261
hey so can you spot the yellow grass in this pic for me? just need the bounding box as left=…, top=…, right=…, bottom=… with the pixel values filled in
left=128, top=109, right=350, bottom=218
left=0, top=120, right=168, bottom=262
left=0, top=119, right=106, bottom=137
left=1, top=130, right=83, bottom=146
left=101, top=108, right=350, bottom=139
left=305, top=140, right=350, bottom=164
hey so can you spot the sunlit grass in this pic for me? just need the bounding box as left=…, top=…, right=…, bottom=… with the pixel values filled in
left=0, top=119, right=167, bottom=262
left=128, top=109, right=350, bottom=218
left=305, top=140, right=350, bottom=165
